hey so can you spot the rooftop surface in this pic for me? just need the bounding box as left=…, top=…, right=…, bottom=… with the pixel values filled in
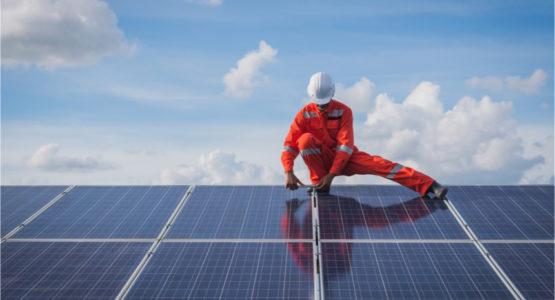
left=1, top=185, right=553, bottom=299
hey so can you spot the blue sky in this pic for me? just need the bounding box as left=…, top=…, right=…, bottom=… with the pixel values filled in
left=1, top=0, right=553, bottom=185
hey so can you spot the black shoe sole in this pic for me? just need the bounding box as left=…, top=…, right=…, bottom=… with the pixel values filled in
left=436, top=187, right=448, bottom=200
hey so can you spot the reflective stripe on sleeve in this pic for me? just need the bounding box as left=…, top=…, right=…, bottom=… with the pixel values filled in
left=303, top=111, right=318, bottom=119
left=336, top=145, right=353, bottom=155
left=300, top=148, right=321, bottom=156
left=386, top=164, right=404, bottom=179
left=283, top=146, right=298, bottom=154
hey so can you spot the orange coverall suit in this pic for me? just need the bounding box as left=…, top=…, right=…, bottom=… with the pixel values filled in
left=281, top=99, right=434, bottom=196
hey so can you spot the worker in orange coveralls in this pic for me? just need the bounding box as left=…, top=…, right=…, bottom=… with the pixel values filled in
left=281, top=72, right=448, bottom=199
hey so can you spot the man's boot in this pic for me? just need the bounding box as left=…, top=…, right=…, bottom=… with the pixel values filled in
left=427, top=181, right=448, bottom=200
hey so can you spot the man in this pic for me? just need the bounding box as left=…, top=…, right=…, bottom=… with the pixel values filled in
left=281, top=72, right=448, bottom=199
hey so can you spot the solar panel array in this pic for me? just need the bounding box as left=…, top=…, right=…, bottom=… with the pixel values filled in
left=1, top=184, right=553, bottom=299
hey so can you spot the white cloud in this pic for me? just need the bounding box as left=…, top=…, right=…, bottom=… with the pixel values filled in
left=506, top=69, right=548, bottom=94
left=1, top=0, right=134, bottom=69
left=517, top=126, right=554, bottom=184
left=361, top=81, right=543, bottom=184
left=466, top=69, right=548, bottom=94
left=335, top=77, right=375, bottom=113
left=27, top=143, right=114, bottom=172
left=159, top=149, right=280, bottom=184
left=223, top=40, right=277, bottom=99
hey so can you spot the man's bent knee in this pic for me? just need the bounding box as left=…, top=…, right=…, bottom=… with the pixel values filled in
left=297, top=133, right=319, bottom=150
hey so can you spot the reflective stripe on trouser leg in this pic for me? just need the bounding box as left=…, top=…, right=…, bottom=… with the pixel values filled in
left=336, top=145, right=353, bottom=155
left=300, top=148, right=321, bottom=156
left=341, top=152, right=435, bottom=196
left=283, top=146, right=298, bottom=154
left=386, top=163, right=404, bottom=179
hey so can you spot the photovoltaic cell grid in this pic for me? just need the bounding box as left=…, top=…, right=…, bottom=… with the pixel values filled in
left=447, top=185, right=554, bottom=239
left=167, top=186, right=312, bottom=239
left=320, top=185, right=467, bottom=240
left=1, top=186, right=68, bottom=236
left=1, top=242, right=149, bottom=299
left=322, top=242, right=513, bottom=299
left=1, top=185, right=554, bottom=299
left=14, top=186, right=188, bottom=238
left=127, top=242, right=313, bottom=299
left=485, top=243, right=554, bottom=299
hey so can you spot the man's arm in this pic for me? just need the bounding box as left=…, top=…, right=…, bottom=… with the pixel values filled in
left=282, top=111, right=305, bottom=190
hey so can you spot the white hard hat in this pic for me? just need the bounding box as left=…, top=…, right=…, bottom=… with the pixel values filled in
left=307, top=72, right=335, bottom=105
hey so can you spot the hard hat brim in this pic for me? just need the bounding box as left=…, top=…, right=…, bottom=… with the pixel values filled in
left=312, top=96, right=332, bottom=105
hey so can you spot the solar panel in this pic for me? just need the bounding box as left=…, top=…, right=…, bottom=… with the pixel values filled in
left=167, top=186, right=312, bottom=239
left=320, top=186, right=467, bottom=240
left=448, top=186, right=554, bottom=239
left=1, top=184, right=553, bottom=299
left=485, top=243, right=554, bottom=299
left=321, top=242, right=514, bottom=299
left=14, top=186, right=188, bottom=238
left=1, top=186, right=68, bottom=236
left=126, top=242, right=313, bottom=299
left=1, top=242, right=149, bottom=299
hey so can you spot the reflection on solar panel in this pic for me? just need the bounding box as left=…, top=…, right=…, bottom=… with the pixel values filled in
left=1, top=242, right=149, bottom=299
left=1, top=186, right=68, bottom=236
left=322, top=242, right=513, bottom=299
left=0, top=184, right=553, bottom=299
left=127, top=242, right=313, bottom=299
left=320, top=186, right=466, bottom=239
left=14, top=186, right=188, bottom=238
left=485, top=243, right=554, bottom=299
left=168, top=186, right=311, bottom=239
left=448, top=186, right=554, bottom=239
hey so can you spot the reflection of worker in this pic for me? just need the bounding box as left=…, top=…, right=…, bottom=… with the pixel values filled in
left=282, top=72, right=447, bottom=199
left=281, top=195, right=445, bottom=277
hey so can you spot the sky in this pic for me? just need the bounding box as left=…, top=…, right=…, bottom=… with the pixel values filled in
left=1, top=0, right=553, bottom=186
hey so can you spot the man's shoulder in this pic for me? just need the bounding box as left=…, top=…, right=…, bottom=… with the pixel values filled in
left=299, top=102, right=316, bottom=112
left=294, top=102, right=317, bottom=118
left=330, top=99, right=353, bottom=115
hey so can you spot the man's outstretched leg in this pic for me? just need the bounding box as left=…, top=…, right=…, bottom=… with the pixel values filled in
left=342, top=151, right=448, bottom=199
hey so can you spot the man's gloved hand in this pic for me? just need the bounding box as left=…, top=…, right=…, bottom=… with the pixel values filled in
left=285, top=172, right=304, bottom=190
left=315, top=173, right=335, bottom=191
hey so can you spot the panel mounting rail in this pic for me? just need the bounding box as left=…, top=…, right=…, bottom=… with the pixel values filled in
left=445, top=196, right=525, bottom=300
left=1, top=185, right=75, bottom=243
left=116, top=185, right=195, bottom=300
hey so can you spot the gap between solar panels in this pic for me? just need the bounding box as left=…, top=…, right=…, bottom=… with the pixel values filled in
left=116, top=185, right=196, bottom=300
left=1, top=185, right=75, bottom=243
left=444, top=196, right=525, bottom=300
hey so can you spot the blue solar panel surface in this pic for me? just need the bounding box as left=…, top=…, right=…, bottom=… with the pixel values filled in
left=14, top=186, right=187, bottom=238
left=167, top=186, right=312, bottom=239
left=1, top=184, right=553, bottom=299
left=320, top=186, right=467, bottom=239
left=1, top=186, right=68, bottom=236
left=485, top=243, right=554, bottom=299
left=127, top=242, right=313, bottom=299
left=448, top=186, right=554, bottom=239
left=322, top=242, right=513, bottom=299
left=1, top=242, right=149, bottom=299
